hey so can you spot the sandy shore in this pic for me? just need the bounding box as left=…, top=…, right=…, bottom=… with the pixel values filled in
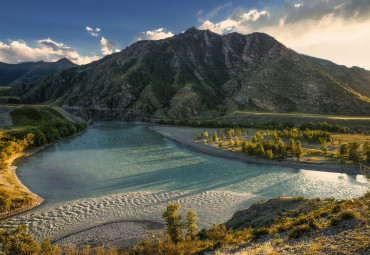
left=148, top=125, right=362, bottom=175
left=0, top=147, right=47, bottom=220
left=54, top=220, right=164, bottom=250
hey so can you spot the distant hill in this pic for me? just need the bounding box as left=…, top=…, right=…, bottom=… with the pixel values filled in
left=7, top=28, right=370, bottom=119
left=0, top=58, right=77, bottom=86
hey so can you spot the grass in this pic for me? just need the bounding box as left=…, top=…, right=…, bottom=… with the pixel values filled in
left=233, top=110, right=370, bottom=120
left=225, top=110, right=370, bottom=129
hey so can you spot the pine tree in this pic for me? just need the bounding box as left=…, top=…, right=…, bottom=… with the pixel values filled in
left=255, top=143, right=265, bottom=157
left=349, top=142, right=361, bottom=162
left=162, top=203, right=183, bottom=243
left=265, top=149, right=273, bottom=159
left=203, top=131, right=209, bottom=139
left=242, top=141, right=248, bottom=153
left=320, top=138, right=327, bottom=153
left=185, top=210, right=198, bottom=239
left=229, top=139, right=235, bottom=146
left=363, top=142, right=370, bottom=163
left=218, top=141, right=223, bottom=148
left=213, top=131, right=218, bottom=141
left=339, top=143, right=349, bottom=156
left=235, top=138, right=240, bottom=146
left=296, top=140, right=303, bottom=159
left=252, top=136, right=258, bottom=143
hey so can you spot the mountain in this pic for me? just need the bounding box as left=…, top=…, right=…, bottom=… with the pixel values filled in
left=0, top=58, right=77, bottom=87
left=7, top=28, right=370, bottom=120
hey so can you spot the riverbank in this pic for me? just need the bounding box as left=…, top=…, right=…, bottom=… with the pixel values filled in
left=148, top=125, right=362, bottom=175
left=54, top=220, right=164, bottom=250
left=0, top=147, right=46, bottom=220
left=0, top=125, right=89, bottom=220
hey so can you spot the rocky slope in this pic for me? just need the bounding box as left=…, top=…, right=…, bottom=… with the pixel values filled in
left=0, top=58, right=76, bottom=87
left=7, top=28, right=370, bottom=120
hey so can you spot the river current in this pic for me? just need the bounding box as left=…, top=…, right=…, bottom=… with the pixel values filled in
left=1, top=122, right=368, bottom=241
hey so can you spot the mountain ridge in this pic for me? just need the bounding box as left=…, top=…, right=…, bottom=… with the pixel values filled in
left=6, top=28, right=370, bottom=120
left=0, top=58, right=77, bottom=87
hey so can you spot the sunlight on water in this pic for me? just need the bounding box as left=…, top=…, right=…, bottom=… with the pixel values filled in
left=2, top=122, right=368, bottom=241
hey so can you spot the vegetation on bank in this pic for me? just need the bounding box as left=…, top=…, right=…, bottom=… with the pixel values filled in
left=194, top=124, right=370, bottom=167
left=150, top=119, right=354, bottom=133
left=0, top=192, right=368, bottom=254
left=0, top=106, right=87, bottom=213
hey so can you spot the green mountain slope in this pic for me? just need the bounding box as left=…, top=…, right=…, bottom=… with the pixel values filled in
left=0, top=58, right=77, bottom=87
left=8, top=28, right=370, bottom=120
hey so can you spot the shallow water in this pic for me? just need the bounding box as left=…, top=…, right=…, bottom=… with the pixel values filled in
left=1, top=122, right=368, bottom=241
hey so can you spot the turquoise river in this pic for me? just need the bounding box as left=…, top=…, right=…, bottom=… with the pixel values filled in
left=1, top=122, right=368, bottom=241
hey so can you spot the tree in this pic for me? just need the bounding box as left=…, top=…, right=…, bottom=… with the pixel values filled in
left=339, top=143, right=349, bottom=156
left=252, top=136, right=258, bottom=143
left=363, top=142, right=370, bottom=163
left=163, top=203, right=183, bottom=243
left=235, top=138, right=240, bottom=146
left=255, top=143, right=265, bottom=157
left=287, top=139, right=296, bottom=155
left=0, top=225, right=41, bottom=255
left=185, top=210, right=198, bottom=239
left=213, top=132, right=218, bottom=141
left=320, top=138, right=327, bottom=153
left=349, top=142, right=361, bottom=162
left=41, top=238, right=60, bottom=255
left=265, top=149, right=273, bottom=159
left=203, top=131, right=209, bottom=139
left=236, top=129, right=242, bottom=138
left=218, top=141, right=223, bottom=148
left=221, top=133, right=225, bottom=141
left=296, top=140, right=303, bottom=159
left=242, top=141, right=248, bottom=153
left=197, top=132, right=202, bottom=139
left=229, top=139, right=235, bottom=146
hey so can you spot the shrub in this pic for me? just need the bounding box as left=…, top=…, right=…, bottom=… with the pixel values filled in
left=252, top=227, right=270, bottom=239
left=288, top=224, right=311, bottom=239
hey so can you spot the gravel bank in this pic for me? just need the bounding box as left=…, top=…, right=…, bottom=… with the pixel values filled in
left=54, top=220, right=164, bottom=249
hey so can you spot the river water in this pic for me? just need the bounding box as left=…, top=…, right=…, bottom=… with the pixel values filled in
left=1, top=122, right=368, bottom=241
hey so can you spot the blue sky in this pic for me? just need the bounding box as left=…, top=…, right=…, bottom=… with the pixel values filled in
left=1, top=0, right=370, bottom=69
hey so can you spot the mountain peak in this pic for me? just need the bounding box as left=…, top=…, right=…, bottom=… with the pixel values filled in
left=56, top=58, right=74, bottom=65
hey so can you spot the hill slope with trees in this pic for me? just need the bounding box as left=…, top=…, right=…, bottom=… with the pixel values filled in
left=6, top=28, right=370, bottom=120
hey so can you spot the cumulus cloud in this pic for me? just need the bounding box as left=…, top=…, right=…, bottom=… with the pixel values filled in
left=86, top=26, right=100, bottom=37
left=100, top=37, right=120, bottom=55
left=0, top=38, right=101, bottom=65
left=134, top=28, right=174, bottom=42
left=199, top=0, right=370, bottom=69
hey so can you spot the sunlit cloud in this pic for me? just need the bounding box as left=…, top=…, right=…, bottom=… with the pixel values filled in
left=134, top=28, right=174, bottom=42
left=0, top=38, right=101, bottom=65
left=86, top=26, right=100, bottom=37
left=100, top=37, right=120, bottom=55
left=199, top=0, right=370, bottom=69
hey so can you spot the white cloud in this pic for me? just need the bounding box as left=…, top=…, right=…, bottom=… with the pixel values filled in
left=100, top=37, right=120, bottom=55
left=199, top=0, right=370, bottom=70
left=134, top=28, right=174, bottom=42
left=0, top=38, right=101, bottom=65
left=86, top=26, right=100, bottom=37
